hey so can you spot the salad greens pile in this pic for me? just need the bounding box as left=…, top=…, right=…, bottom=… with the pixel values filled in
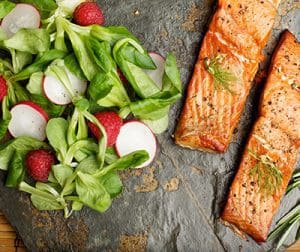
left=0, top=0, right=182, bottom=217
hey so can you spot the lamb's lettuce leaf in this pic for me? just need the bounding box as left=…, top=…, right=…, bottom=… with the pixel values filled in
left=52, top=164, right=74, bottom=187
left=64, top=53, right=85, bottom=80
left=5, top=151, right=25, bottom=188
left=91, top=25, right=138, bottom=46
left=128, top=53, right=182, bottom=125
left=94, top=150, right=149, bottom=178
left=0, top=96, right=11, bottom=140
left=88, top=71, right=130, bottom=108
left=56, top=17, right=100, bottom=80
left=0, top=1, right=15, bottom=19
left=87, top=38, right=115, bottom=73
left=113, top=38, right=159, bottom=98
left=46, top=118, right=69, bottom=162
left=4, top=29, right=50, bottom=54
left=26, top=72, right=43, bottom=95
left=76, top=172, right=112, bottom=212
left=12, top=49, right=67, bottom=81
left=142, top=114, right=169, bottom=134
left=10, top=49, right=32, bottom=74
left=99, top=172, right=122, bottom=198
left=30, top=94, right=65, bottom=118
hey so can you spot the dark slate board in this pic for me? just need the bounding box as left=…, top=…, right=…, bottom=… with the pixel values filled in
left=0, top=0, right=299, bottom=251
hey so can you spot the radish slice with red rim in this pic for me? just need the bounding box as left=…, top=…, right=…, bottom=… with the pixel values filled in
left=8, top=101, right=48, bottom=141
left=115, top=120, right=157, bottom=168
left=144, top=52, right=165, bottom=89
left=43, top=70, right=87, bottom=105
left=1, top=4, right=41, bottom=38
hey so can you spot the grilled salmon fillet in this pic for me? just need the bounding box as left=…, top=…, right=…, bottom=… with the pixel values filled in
left=175, top=0, right=280, bottom=152
left=222, top=31, right=300, bottom=242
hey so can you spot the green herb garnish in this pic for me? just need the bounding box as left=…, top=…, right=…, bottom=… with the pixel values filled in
left=203, top=54, right=237, bottom=94
left=248, top=149, right=283, bottom=195
left=267, top=204, right=300, bottom=251
left=286, top=169, right=300, bottom=194
left=267, top=169, right=300, bottom=251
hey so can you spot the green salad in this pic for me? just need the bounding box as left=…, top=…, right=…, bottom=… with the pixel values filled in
left=0, top=0, right=182, bottom=217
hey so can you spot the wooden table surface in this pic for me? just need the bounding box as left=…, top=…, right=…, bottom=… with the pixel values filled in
left=0, top=211, right=298, bottom=251
left=0, top=212, right=25, bottom=252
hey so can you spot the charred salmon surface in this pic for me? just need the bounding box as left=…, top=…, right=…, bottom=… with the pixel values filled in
left=175, top=0, right=281, bottom=152
left=222, top=31, right=300, bottom=242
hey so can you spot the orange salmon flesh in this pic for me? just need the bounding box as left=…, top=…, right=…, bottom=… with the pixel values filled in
left=222, top=31, right=300, bottom=242
left=175, top=0, right=281, bottom=152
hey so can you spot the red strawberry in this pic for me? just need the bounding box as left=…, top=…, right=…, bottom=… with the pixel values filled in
left=25, top=150, right=56, bottom=182
left=0, top=76, right=8, bottom=102
left=117, top=68, right=128, bottom=84
left=73, top=2, right=105, bottom=26
left=88, top=111, right=123, bottom=146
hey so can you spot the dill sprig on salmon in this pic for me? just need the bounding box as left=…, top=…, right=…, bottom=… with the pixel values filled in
left=248, top=149, right=283, bottom=195
left=203, top=54, right=237, bottom=94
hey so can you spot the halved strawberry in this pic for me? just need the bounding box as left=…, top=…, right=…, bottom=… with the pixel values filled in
left=88, top=111, right=122, bottom=146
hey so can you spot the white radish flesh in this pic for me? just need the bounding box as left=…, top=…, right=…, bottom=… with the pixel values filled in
left=8, top=102, right=48, bottom=141
left=56, top=0, right=86, bottom=14
left=1, top=4, right=40, bottom=39
left=43, top=70, right=87, bottom=105
left=115, top=120, right=157, bottom=168
left=144, top=52, right=165, bottom=89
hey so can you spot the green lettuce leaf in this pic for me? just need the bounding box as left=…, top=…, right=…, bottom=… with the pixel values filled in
left=0, top=1, right=15, bottom=19
left=12, top=49, right=67, bottom=81
left=4, top=29, right=50, bottom=54
left=76, top=172, right=112, bottom=213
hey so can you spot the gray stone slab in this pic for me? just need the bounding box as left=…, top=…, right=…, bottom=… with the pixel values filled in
left=0, top=0, right=299, bottom=251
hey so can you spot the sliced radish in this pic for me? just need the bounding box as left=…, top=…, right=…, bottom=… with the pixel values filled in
left=1, top=4, right=40, bottom=39
left=115, top=120, right=157, bottom=168
left=144, top=52, right=165, bottom=89
left=43, top=70, right=87, bottom=105
left=8, top=101, right=48, bottom=141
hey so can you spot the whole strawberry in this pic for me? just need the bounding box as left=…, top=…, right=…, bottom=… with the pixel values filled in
left=0, top=76, right=8, bottom=101
left=88, top=111, right=123, bottom=146
left=73, top=2, right=105, bottom=26
left=26, top=150, right=56, bottom=182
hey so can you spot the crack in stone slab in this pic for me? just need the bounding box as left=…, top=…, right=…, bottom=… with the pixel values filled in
left=212, top=173, right=228, bottom=251
left=165, top=224, right=181, bottom=252
left=161, top=148, right=226, bottom=251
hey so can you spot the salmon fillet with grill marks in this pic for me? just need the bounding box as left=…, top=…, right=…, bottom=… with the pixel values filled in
left=222, top=31, right=300, bottom=242
left=175, top=0, right=280, bottom=152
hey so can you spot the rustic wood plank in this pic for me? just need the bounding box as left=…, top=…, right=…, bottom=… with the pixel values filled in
left=0, top=247, right=26, bottom=252
left=0, top=238, right=24, bottom=246
left=287, top=242, right=300, bottom=252
left=0, top=223, right=15, bottom=232
left=0, top=212, right=26, bottom=250
left=0, top=215, right=8, bottom=224
left=0, top=231, right=18, bottom=239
